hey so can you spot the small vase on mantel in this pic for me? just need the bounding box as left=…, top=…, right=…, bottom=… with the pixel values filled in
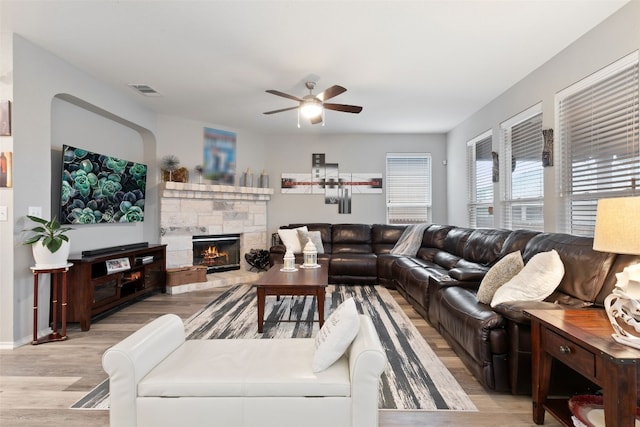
left=259, top=170, right=269, bottom=188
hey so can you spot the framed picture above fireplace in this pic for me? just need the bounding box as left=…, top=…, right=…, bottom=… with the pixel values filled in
left=203, top=127, right=236, bottom=185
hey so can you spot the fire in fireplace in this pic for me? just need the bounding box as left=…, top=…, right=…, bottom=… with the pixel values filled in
left=192, top=234, right=241, bottom=273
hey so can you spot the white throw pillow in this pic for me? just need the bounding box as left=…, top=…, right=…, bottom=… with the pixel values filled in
left=476, top=251, right=524, bottom=304
left=297, top=229, right=325, bottom=254
left=312, top=297, right=360, bottom=373
left=277, top=226, right=308, bottom=253
left=490, top=250, right=565, bottom=307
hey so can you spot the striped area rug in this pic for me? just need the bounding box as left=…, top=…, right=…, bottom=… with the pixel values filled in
left=72, top=284, right=476, bottom=412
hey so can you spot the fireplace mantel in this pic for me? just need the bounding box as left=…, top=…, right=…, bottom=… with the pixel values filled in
left=159, top=182, right=273, bottom=201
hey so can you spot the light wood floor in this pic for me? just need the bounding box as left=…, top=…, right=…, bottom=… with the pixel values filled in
left=0, top=285, right=561, bottom=427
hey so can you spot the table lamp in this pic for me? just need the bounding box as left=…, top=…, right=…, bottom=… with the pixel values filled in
left=593, top=196, right=640, bottom=349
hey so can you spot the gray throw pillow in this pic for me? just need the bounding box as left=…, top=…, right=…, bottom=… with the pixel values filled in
left=297, top=229, right=325, bottom=254
left=476, top=251, right=524, bottom=304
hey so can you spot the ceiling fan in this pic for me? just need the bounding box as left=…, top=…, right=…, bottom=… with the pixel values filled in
left=263, top=81, right=363, bottom=126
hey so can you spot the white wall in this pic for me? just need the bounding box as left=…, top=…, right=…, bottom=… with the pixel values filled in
left=0, top=32, right=14, bottom=345
left=446, top=1, right=640, bottom=229
left=155, top=114, right=267, bottom=183
left=264, top=133, right=447, bottom=237
left=4, top=35, right=158, bottom=347
left=50, top=97, right=148, bottom=245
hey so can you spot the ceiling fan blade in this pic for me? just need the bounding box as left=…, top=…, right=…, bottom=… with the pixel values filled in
left=263, top=106, right=300, bottom=115
left=265, top=89, right=303, bottom=102
left=323, top=103, right=363, bottom=114
left=317, top=85, right=346, bottom=101
left=310, top=115, right=323, bottom=125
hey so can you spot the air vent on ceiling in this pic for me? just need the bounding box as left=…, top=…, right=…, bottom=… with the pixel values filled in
left=128, top=84, right=162, bottom=97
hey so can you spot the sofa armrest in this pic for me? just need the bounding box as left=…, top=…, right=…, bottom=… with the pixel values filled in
left=348, top=315, right=387, bottom=427
left=269, top=244, right=286, bottom=254
left=492, top=301, right=564, bottom=324
left=102, top=314, right=186, bottom=427
left=449, top=267, right=486, bottom=282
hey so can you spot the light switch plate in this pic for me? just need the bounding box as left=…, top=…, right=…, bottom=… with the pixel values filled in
left=28, top=206, right=42, bottom=218
left=0, top=206, right=7, bottom=221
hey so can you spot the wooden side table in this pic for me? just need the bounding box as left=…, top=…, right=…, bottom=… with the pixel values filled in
left=529, top=309, right=640, bottom=427
left=30, top=263, right=72, bottom=345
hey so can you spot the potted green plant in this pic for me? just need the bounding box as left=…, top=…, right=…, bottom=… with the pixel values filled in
left=23, top=215, right=73, bottom=268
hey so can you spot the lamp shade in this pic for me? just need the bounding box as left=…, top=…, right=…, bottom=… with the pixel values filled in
left=593, top=196, right=640, bottom=255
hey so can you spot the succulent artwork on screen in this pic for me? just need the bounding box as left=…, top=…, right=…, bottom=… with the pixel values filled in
left=60, top=145, right=147, bottom=224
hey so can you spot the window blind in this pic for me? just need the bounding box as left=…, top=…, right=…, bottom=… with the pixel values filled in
left=501, top=107, right=544, bottom=231
left=386, top=153, right=432, bottom=224
left=557, top=52, right=639, bottom=236
left=467, top=132, right=493, bottom=227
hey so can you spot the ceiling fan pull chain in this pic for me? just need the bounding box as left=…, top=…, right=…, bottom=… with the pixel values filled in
left=297, top=108, right=301, bottom=128
left=322, top=107, right=326, bottom=126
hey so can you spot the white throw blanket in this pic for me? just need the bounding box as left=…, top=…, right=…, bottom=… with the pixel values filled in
left=390, top=223, right=430, bottom=256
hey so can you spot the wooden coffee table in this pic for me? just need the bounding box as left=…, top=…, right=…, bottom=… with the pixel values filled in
left=255, top=263, right=328, bottom=333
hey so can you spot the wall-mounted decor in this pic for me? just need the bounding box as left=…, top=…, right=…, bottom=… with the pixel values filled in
left=0, top=100, right=11, bottom=136
left=0, top=151, right=12, bottom=188
left=203, top=127, right=236, bottom=184
left=492, top=151, right=499, bottom=183
left=60, top=145, right=147, bottom=224
left=281, top=153, right=382, bottom=214
left=542, top=128, right=554, bottom=167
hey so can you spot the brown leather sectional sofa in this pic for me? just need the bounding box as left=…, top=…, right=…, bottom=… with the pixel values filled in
left=269, top=223, right=638, bottom=394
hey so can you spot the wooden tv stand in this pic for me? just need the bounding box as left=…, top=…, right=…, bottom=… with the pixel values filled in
left=67, top=244, right=166, bottom=331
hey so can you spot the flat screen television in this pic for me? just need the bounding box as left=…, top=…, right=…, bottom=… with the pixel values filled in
left=59, top=144, right=147, bottom=224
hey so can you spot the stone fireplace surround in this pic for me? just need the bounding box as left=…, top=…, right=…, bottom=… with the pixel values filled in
left=159, top=182, right=273, bottom=293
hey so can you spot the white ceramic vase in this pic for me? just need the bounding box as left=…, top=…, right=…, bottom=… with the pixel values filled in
left=32, top=240, right=70, bottom=269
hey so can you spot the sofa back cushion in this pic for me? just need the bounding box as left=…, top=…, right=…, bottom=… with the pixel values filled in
left=371, top=224, right=407, bottom=254
left=418, top=225, right=453, bottom=260
left=331, top=224, right=372, bottom=254
left=522, top=233, right=616, bottom=303
left=443, top=227, right=474, bottom=257
left=463, top=228, right=512, bottom=266
left=499, top=229, right=540, bottom=258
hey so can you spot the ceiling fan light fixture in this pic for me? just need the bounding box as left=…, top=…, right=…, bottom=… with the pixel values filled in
left=300, top=100, right=323, bottom=118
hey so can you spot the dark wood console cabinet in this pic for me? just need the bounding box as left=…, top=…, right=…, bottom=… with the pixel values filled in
left=67, top=244, right=166, bottom=331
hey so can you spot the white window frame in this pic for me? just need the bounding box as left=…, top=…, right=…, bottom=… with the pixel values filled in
left=500, top=103, right=544, bottom=231
left=385, top=153, right=432, bottom=224
left=467, top=130, right=494, bottom=227
left=556, top=51, right=640, bottom=236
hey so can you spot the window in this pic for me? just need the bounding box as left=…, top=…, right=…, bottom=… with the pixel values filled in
left=386, top=153, right=431, bottom=224
left=501, top=104, right=544, bottom=231
left=557, top=52, right=640, bottom=236
left=467, top=131, right=493, bottom=227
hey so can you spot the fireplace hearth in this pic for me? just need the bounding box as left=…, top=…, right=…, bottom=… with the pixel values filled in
left=193, top=234, right=241, bottom=273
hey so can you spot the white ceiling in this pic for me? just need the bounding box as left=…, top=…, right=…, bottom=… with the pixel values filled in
left=0, top=0, right=630, bottom=134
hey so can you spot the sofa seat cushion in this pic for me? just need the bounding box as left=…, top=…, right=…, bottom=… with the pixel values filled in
left=330, top=254, right=377, bottom=277
left=139, top=339, right=350, bottom=398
